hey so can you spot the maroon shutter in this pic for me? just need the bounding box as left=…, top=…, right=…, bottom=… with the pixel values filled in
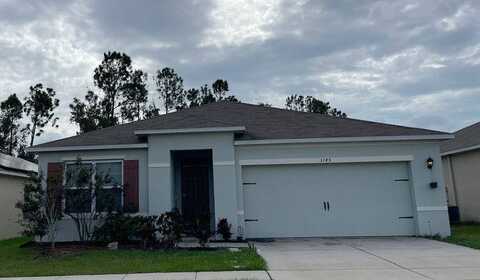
left=47, top=162, right=64, bottom=212
left=123, top=160, right=139, bottom=213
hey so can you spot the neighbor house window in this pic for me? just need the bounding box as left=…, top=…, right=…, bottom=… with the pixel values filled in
left=64, top=161, right=123, bottom=213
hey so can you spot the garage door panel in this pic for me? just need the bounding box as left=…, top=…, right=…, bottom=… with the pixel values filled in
left=243, top=162, right=415, bottom=238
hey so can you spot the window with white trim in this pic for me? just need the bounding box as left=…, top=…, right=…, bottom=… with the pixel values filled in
left=64, top=160, right=123, bottom=213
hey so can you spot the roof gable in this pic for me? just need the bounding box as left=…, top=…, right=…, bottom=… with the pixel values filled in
left=441, top=122, right=480, bottom=155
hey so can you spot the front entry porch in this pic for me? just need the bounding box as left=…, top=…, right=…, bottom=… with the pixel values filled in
left=172, top=150, right=215, bottom=233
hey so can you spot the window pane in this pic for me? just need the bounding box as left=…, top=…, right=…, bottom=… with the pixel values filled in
left=96, top=188, right=122, bottom=212
left=96, top=162, right=122, bottom=186
left=65, top=189, right=91, bottom=213
left=65, top=163, right=93, bottom=188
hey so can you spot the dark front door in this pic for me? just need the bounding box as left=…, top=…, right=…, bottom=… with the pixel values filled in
left=181, top=157, right=211, bottom=231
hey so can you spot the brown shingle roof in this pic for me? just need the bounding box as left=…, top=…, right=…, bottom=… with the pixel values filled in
left=441, top=122, right=480, bottom=154
left=33, top=102, right=449, bottom=149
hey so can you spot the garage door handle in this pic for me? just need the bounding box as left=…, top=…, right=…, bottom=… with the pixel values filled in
left=398, top=216, right=414, bottom=219
left=245, top=219, right=259, bottom=222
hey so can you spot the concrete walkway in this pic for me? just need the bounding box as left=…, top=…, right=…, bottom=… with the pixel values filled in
left=255, top=237, right=480, bottom=280
left=0, top=271, right=270, bottom=280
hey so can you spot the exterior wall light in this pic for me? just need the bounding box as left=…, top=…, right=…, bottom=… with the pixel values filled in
left=426, top=157, right=434, bottom=169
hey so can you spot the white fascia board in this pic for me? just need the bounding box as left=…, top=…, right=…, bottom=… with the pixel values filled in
left=239, top=155, right=414, bottom=166
left=234, top=134, right=454, bottom=146
left=441, top=144, right=480, bottom=156
left=26, top=143, right=148, bottom=153
left=0, top=169, right=31, bottom=178
left=134, top=126, right=246, bottom=135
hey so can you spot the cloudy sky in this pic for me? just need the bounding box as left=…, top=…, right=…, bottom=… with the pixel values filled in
left=1, top=0, right=479, bottom=144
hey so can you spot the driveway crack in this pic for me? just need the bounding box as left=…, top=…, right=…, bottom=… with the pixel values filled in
left=347, top=244, right=434, bottom=280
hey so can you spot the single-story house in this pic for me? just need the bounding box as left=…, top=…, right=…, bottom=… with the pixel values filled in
left=28, top=102, right=453, bottom=240
left=441, top=122, right=480, bottom=223
left=0, top=153, right=37, bottom=239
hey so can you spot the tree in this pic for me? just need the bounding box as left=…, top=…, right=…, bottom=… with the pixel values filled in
left=0, top=94, right=25, bottom=155
left=70, top=91, right=105, bottom=133
left=258, top=102, right=272, bottom=107
left=16, top=172, right=63, bottom=249
left=64, top=159, right=121, bottom=242
left=212, top=79, right=229, bottom=100
left=144, top=103, right=160, bottom=119
left=72, top=52, right=148, bottom=132
left=23, top=84, right=60, bottom=147
left=155, top=67, right=184, bottom=114
left=121, top=70, right=148, bottom=122
left=285, top=94, right=347, bottom=117
left=179, top=80, right=240, bottom=110
left=93, top=51, right=134, bottom=126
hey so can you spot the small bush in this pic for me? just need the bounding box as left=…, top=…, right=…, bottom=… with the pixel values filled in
left=94, top=213, right=139, bottom=244
left=217, top=218, right=232, bottom=241
left=157, top=209, right=183, bottom=249
left=193, top=215, right=213, bottom=247
left=135, top=216, right=158, bottom=249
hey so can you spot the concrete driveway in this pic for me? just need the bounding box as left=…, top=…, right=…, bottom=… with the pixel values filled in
left=255, top=237, right=480, bottom=280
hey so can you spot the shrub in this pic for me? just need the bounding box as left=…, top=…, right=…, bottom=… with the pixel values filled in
left=216, top=218, right=232, bottom=241
left=193, top=215, right=213, bottom=247
left=135, top=216, right=157, bottom=249
left=157, top=209, right=183, bottom=249
left=94, top=213, right=139, bottom=244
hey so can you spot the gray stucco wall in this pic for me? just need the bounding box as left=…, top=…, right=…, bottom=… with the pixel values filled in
left=235, top=140, right=450, bottom=237
left=36, top=148, right=148, bottom=241
left=35, top=136, right=450, bottom=241
left=443, top=149, right=480, bottom=222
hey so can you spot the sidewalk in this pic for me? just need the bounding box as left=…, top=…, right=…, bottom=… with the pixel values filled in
left=0, top=271, right=270, bottom=280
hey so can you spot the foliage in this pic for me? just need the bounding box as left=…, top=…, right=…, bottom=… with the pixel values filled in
left=23, top=84, right=60, bottom=146
left=155, top=67, right=185, bottom=114
left=71, top=51, right=148, bottom=133
left=285, top=94, right=347, bottom=117
left=15, top=172, right=63, bottom=249
left=257, top=102, right=272, bottom=107
left=0, top=94, right=25, bottom=155
left=121, top=70, right=149, bottom=122
left=180, top=79, right=240, bottom=110
left=64, top=159, right=118, bottom=242
left=93, top=213, right=138, bottom=244
left=0, top=238, right=267, bottom=277
left=94, top=214, right=158, bottom=249
left=157, top=210, right=183, bottom=249
left=216, top=218, right=232, bottom=241
left=70, top=91, right=109, bottom=133
left=193, top=215, right=213, bottom=247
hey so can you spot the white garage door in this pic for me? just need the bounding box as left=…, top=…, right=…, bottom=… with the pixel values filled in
left=242, top=162, right=415, bottom=238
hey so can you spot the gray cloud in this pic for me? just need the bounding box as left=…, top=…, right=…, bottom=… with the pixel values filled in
left=0, top=0, right=479, bottom=145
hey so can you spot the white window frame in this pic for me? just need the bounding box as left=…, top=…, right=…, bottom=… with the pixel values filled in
left=63, top=160, right=124, bottom=213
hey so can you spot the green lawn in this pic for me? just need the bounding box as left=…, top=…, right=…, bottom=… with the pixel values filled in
left=0, top=238, right=266, bottom=277
left=442, top=223, right=480, bottom=249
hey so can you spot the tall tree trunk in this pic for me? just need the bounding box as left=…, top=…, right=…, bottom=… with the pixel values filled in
left=30, top=123, right=36, bottom=147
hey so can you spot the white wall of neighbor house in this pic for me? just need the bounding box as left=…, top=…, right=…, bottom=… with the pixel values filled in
left=443, top=149, right=480, bottom=222
left=0, top=175, right=27, bottom=239
left=147, top=132, right=238, bottom=236
left=235, top=140, right=451, bottom=237
left=37, top=148, right=148, bottom=241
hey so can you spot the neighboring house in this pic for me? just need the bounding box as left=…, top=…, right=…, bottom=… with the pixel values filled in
left=27, top=102, right=453, bottom=240
left=0, top=153, right=37, bottom=239
left=441, top=122, right=480, bottom=223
